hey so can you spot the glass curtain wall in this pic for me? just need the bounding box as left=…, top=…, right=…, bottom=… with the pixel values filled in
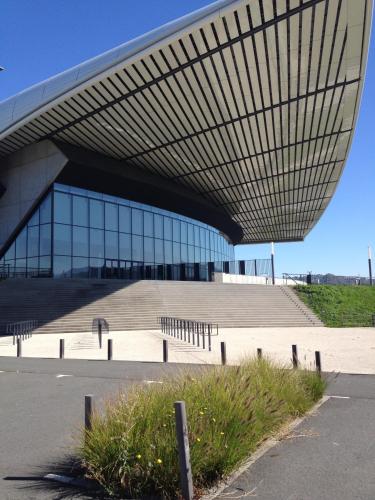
left=0, top=183, right=235, bottom=279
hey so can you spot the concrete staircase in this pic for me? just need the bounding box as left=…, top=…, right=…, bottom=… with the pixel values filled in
left=0, top=279, right=322, bottom=334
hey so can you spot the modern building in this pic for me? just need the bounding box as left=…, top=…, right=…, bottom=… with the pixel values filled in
left=0, top=0, right=372, bottom=280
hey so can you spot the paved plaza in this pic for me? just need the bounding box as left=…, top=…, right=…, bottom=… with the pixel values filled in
left=1, top=326, right=375, bottom=374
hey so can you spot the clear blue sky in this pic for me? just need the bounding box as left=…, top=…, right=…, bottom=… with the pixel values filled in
left=1, top=0, right=374, bottom=277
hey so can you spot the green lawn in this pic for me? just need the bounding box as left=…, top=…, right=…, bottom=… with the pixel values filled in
left=294, top=285, right=375, bottom=327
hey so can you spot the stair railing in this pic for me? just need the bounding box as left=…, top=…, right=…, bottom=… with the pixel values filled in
left=6, top=320, right=38, bottom=345
left=158, top=316, right=218, bottom=352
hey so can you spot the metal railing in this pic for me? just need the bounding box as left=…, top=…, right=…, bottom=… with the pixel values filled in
left=158, top=316, right=218, bottom=351
left=0, top=266, right=52, bottom=279
left=92, top=318, right=109, bottom=348
left=6, top=320, right=38, bottom=344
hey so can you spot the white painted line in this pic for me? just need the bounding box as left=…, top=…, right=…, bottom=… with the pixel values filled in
left=330, top=395, right=350, bottom=399
left=56, top=374, right=73, bottom=378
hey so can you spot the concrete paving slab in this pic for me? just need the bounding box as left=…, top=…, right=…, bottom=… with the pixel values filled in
left=1, top=326, right=375, bottom=373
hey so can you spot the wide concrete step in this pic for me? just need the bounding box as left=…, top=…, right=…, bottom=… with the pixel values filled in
left=0, top=279, right=323, bottom=333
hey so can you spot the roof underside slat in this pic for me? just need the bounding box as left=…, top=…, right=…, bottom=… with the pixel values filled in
left=0, top=0, right=371, bottom=244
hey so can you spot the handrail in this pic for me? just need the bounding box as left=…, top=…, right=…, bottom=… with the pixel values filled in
left=6, top=320, right=38, bottom=344
left=158, top=316, right=218, bottom=351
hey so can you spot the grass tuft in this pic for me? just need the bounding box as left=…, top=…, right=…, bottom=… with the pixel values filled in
left=81, top=358, right=325, bottom=498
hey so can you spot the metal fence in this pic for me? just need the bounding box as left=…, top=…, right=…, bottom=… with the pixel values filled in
left=283, top=272, right=373, bottom=286
left=158, top=316, right=218, bottom=351
left=6, top=320, right=38, bottom=344
left=0, top=266, right=52, bottom=279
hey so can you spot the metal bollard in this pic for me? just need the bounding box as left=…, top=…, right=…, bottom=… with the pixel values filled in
left=17, top=337, right=22, bottom=358
left=220, top=341, right=227, bottom=365
left=202, top=325, right=206, bottom=349
left=98, top=322, right=102, bottom=348
left=292, top=344, right=298, bottom=369
left=59, top=339, right=65, bottom=359
left=197, top=324, right=200, bottom=347
left=163, top=339, right=168, bottom=363
left=315, top=351, right=322, bottom=376
left=208, top=324, right=212, bottom=352
left=257, top=348, right=262, bottom=359
left=174, top=401, right=194, bottom=500
left=108, top=339, right=113, bottom=360
left=85, top=394, right=94, bottom=432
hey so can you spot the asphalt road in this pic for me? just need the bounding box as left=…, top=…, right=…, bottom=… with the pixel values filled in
left=0, top=357, right=203, bottom=499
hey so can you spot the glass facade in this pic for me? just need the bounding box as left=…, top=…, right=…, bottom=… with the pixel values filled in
left=0, top=183, right=235, bottom=279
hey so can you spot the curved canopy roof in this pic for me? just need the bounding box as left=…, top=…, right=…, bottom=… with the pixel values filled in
left=0, top=0, right=372, bottom=244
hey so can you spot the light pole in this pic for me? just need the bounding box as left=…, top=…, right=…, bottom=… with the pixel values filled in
left=271, top=242, right=275, bottom=285
left=369, top=246, right=373, bottom=286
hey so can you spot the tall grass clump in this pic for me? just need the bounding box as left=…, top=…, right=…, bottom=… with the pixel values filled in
left=81, top=358, right=325, bottom=498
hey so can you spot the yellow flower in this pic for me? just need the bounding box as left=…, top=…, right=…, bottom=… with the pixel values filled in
left=220, top=431, right=225, bottom=435
left=199, top=411, right=204, bottom=415
left=212, top=417, right=216, bottom=422
left=136, top=454, right=142, bottom=459
left=156, top=458, right=163, bottom=464
left=196, top=437, right=201, bottom=442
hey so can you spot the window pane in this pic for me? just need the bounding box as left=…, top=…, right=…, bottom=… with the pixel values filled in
left=39, top=224, right=51, bottom=256
left=89, top=258, right=105, bottom=279
left=5, top=242, right=15, bottom=260
left=119, top=206, right=131, bottom=233
left=54, top=192, right=71, bottom=224
left=173, top=242, right=180, bottom=263
left=73, top=226, right=89, bottom=256
left=188, top=224, right=194, bottom=245
left=155, top=239, right=164, bottom=264
left=40, top=193, right=52, bottom=224
left=194, top=226, right=200, bottom=247
left=154, top=214, right=163, bottom=239
left=105, top=231, right=118, bottom=259
left=28, top=209, right=39, bottom=227
left=90, top=228, right=104, bottom=258
left=188, top=245, right=195, bottom=263
left=164, top=217, right=172, bottom=240
left=73, top=196, right=88, bottom=226
left=27, top=257, right=39, bottom=271
left=200, top=227, right=206, bottom=248
left=132, top=234, right=143, bottom=261
left=119, top=233, right=131, bottom=260
left=144, top=237, right=154, bottom=263
left=54, top=224, right=71, bottom=255
left=144, top=212, right=153, bottom=237
left=39, top=255, right=51, bottom=271
left=16, top=228, right=27, bottom=259
left=194, top=246, right=200, bottom=262
left=173, top=219, right=180, bottom=242
left=164, top=240, right=172, bottom=264
left=72, top=257, right=89, bottom=278
left=27, top=226, right=39, bottom=257
left=181, top=222, right=187, bottom=244
left=105, top=203, right=118, bottom=231
left=89, top=199, right=104, bottom=229
left=181, top=244, right=188, bottom=262
left=54, top=255, right=72, bottom=278
left=132, top=209, right=143, bottom=235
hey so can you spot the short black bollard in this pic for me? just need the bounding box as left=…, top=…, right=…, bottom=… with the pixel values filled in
left=163, top=339, right=168, bottom=363
left=85, top=394, right=94, bottom=433
left=17, top=337, right=22, bottom=358
left=315, top=351, right=322, bottom=376
left=220, top=341, right=227, bottom=365
left=202, top=326, right=206, bottom=349
left=292, top=344, right=298, bottom=369
left=98, top=323, right=102, bottom=349
left=59, top=339, right=65, bottom=359
left=257, top=348, right=262, bottom=359
left=107, top=339, right=113, bottom=360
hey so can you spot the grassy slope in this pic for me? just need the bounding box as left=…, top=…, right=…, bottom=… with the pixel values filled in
left=294, top=284, right=375, bottom=327
left=81, top=359, right=324, bottom=499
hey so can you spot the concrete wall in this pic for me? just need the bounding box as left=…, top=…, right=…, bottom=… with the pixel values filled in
left=213, top=273, right=306, bottom=286
left=0, top=140, right=67, bottom=253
